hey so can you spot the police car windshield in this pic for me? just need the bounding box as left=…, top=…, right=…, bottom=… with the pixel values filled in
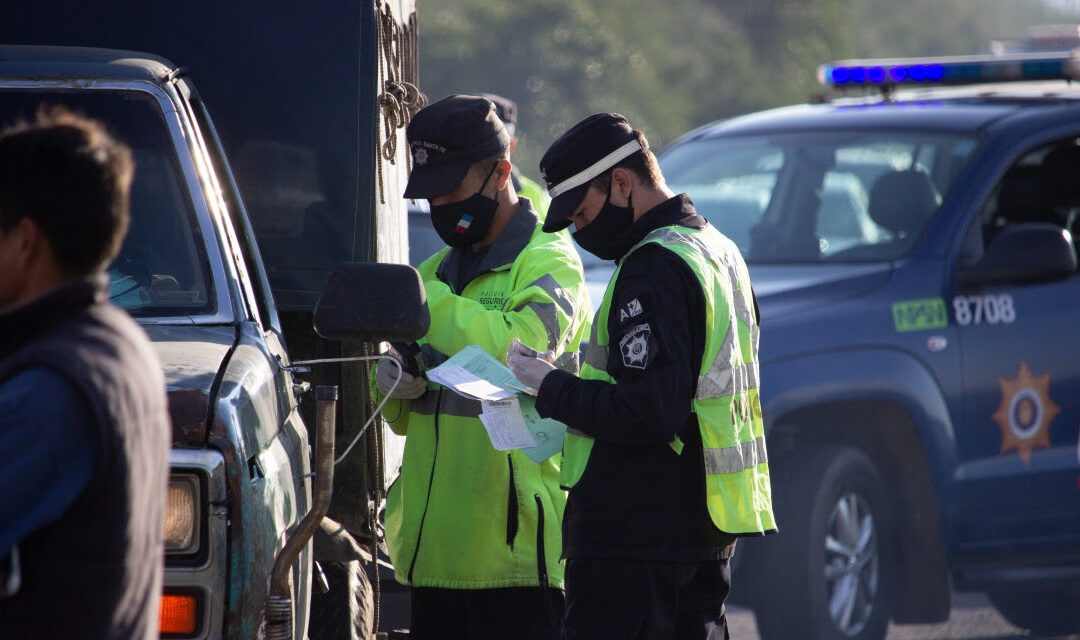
left=0, top=90, right=215, bottom=317
left=661, top=131, right=978, bottom=263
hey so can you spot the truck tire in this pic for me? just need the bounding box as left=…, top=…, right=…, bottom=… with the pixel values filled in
left=308, top=559, right=375, bottom=640
left=988, top=585, right=1080, bottom=636
left=309, top=519, right=376, bottom=640
left=753, top=446, right=896, bottom=640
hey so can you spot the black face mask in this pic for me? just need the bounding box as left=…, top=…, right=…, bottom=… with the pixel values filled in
left=429, top=164, right=499, bottom=248
left=572, top=184, right=635, bottom=261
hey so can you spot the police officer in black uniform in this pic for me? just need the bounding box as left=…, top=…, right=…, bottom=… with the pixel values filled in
left=508, top=114, right=775, bottom=639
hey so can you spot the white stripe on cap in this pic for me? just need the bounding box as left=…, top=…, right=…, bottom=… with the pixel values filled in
left=548, top=139, right=645, bottom=198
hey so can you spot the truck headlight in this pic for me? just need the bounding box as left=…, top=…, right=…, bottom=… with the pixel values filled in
left=165, top=475, right=200, bottom=554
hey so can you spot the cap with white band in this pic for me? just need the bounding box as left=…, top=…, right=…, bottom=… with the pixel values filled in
left=548, top=139, right=646, bottom=198
left=539, top=112, right=646, bottom=233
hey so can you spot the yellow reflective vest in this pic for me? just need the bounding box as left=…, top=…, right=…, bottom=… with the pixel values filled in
left=378, top=203, right=589, bottom=589
left=562, top=223, right=776, bottom=535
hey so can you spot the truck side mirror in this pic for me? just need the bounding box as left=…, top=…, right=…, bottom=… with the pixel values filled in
left=958, top=222, right=1077, bottom=289
left=313, top=263, right=430, bottom=342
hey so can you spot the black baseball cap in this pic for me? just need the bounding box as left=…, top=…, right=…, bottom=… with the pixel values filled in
left=404, top=95, right=511, bottom=199
left=538, top=113, right=647, bottom=232
left=479, top=93, right=518, bottom=136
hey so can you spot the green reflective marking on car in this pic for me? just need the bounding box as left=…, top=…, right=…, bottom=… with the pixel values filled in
left=892, top=298, right=948, bottom=332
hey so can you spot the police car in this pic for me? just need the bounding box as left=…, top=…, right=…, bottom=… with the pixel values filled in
left=658, top=52, right=1080, bottom=640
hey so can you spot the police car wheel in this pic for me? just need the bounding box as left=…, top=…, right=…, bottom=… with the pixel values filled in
left=988, top=585, right=1080, bottom=636
left=753, top=445, right=896, bottom=640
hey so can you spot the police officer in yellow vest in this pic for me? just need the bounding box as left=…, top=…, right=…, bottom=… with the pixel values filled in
left=480, top=93, right=552, bottom=216
left=507, top=113, right=777, bottom=639
left=374, top=95, right=589, bottom=639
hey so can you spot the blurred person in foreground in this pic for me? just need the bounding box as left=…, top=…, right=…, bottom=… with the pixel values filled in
left=480, top=92, right=552, bottom=216
left=0, top=106, right=170, bottom=639
left=373, top=94, right=589, bottom=639
left=507, top=113, right=777, bottom=639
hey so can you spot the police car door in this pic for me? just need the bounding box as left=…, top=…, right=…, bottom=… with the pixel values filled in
left=951, top=137, right=1080, bottom=563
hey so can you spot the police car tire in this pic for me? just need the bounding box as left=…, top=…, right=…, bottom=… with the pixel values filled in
left=752, top=445, right=896, bottom=640
left=988, top=585, right=1080, bottom=636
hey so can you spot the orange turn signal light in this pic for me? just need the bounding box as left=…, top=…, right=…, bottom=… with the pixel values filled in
left=159, top=592, right=198, bottom=635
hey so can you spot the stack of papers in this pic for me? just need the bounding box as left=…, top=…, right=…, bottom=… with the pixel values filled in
left=426, top=364, right=516, bottom=401
left=426, top=345, right=567, bottom=464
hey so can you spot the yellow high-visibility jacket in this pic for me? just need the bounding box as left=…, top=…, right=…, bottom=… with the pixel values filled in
left=379, top=201, right=589, bottom=589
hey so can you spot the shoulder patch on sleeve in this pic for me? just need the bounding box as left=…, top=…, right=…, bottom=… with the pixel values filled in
left=618, top=322, right=652, bottom=370
left=617, top=297, right=644, bottom=323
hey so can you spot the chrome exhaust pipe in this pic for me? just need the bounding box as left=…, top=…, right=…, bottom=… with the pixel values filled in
left=264, top=385, right=338, bottom=640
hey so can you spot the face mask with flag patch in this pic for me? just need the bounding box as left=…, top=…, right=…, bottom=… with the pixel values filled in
left=429, top=163, right=499, bottom=248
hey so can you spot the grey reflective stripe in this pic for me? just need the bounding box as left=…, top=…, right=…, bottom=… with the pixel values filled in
left=703, top=436, right=768, bottom=474
left=696, top=279, right=758, bottom=399
left=410, top=390, right=482, bottom=419
left=730, top=273, right=756, bottom=328
left=583, top=338, right=607, bottom=371
left=639, top=226, right=759, bottom=401
left=588, top=308, right=600, bottom=343
left=526, top=274, right=577, bottom=318
left=697, top=360, right=760, bottom=400
left=697, top=364, right=758, bottom=399
left=554, top=349, right=580, bottom=374
left=581, top=307, right=606, bottom=371
left=696, top=327, right=734, bottom=399
left=524, top=301, right=560, bottom=352
left=515, top=274, right=576, bottom=353
left=631, top=227, right=726, bottom=271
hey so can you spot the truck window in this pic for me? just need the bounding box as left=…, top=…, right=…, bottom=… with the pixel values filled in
left=0, top=89, right=214, bottom=317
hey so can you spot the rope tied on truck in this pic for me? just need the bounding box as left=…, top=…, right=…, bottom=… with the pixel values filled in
left=376, top=1, right=425, bottom=204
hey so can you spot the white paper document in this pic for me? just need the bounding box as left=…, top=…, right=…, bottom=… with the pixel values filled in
left=479, top=397, right=537, bottom=450
left=426, top=345, right=567, bottom=463
left=426, top=345, right=531, bottom=399
left=426, top=364, right=515, bottom=401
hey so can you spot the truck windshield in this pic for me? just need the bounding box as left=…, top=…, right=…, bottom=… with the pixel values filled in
left=0, top=89, right=214, bottom=317
left=660, top=131, right=978, bottom=263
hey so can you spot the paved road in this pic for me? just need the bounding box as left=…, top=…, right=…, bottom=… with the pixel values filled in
left=726, top=592, right=1080, bottom=640
left=375, top=585, right=1079, bottom=639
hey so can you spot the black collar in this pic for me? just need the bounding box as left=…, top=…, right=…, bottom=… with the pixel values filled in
left=616, top=193, right=706, bottom=261
left=0, top=276, right=108, bottom=360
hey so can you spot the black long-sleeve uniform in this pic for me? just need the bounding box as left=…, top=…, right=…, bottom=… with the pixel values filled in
left=536, top=194, right=738, bottom=562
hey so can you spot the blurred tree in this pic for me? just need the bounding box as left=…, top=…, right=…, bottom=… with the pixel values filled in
left=419, top=0, right=1071, bottom=175
left=846, top=0, right=1060, bottom=57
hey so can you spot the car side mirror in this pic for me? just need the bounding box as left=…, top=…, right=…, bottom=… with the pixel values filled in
left=958, top=223, right=1077, bottom=288
left=313, top=263, right=430, bottom=342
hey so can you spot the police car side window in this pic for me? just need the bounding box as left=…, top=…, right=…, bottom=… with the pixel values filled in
left=979, top=138, right=1080, bottom=250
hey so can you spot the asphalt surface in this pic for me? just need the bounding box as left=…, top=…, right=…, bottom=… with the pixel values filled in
left=374, top=585, right=1079, bottom=639
left=726, top=592, right=1080, bottom=640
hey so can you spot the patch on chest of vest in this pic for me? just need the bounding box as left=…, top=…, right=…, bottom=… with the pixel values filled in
left=618, top=322, right=652, bottom=370
left=476, top=292, right=505, bottom=310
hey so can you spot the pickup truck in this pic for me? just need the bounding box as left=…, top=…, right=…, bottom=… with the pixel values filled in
left=659, top=51, right=1080, bottom=640
left=0, top=2, right=422, bottom=638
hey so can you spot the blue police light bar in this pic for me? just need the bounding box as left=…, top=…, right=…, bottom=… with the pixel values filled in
left=818, top=51, right=1080, bottom=88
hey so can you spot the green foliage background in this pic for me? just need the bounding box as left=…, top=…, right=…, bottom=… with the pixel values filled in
left=418, top=0, right=1068, bottom=177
